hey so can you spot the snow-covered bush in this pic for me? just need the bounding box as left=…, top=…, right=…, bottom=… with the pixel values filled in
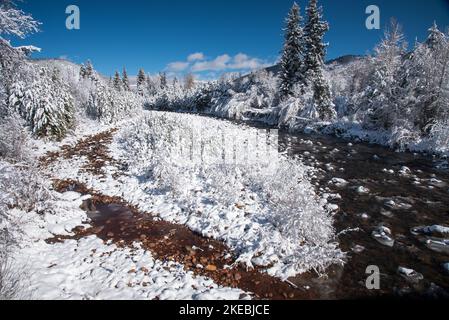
left=116, top=112, right=344, bottom=278
left=0, top=161, right=50, bottom=215
left=0, top=114, right=28, bottom=161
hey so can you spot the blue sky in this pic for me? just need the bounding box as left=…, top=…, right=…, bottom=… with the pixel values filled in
left=10, top=0, right=449, bottom=78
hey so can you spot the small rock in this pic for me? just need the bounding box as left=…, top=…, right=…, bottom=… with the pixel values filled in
left=397, top=267, right=424, bottom=284
left=206, top=264, right=217, bottom=272
left=234, top=273, right=242, bottom=281
left=107, top=232, right=114, bottom=237
left=372, top=226, right=395, bottom=247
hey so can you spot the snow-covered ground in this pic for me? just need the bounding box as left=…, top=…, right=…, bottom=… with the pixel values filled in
left=7, top=190, right=245, bottom=300
left=45, top=111, right=344, bottom=280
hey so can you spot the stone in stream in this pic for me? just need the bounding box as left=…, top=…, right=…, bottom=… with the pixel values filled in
left=355, top=186, right=370, bottom=195
left=329, top=178, right=348, bottom=188
left=397, top=267, right=424, bottom=284
left=425, top=239, right=449, bottom=255
left=372, top=226, right=395, bottom=247
left=411, top=225, right=449, bottom=238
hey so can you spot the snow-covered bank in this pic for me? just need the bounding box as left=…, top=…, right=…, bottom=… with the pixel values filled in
left=50, top=111, right=344, bottom=280
left=1, top=120, right=248, bottom=300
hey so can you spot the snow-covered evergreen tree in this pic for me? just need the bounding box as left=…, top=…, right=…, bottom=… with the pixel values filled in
left=279, top=2, right=304, bottom=98
left=85, top=60, right=94, bottom=79
left=303, top=0, right=335, bottom=121
left=122, top=67, right=130, bottom=91
left=79, top=63, right=87, bottom=79
left=362, top=20, right=407, bottom=130
left=401, top=23, right=449, bottom=134
left=159, top=72, right=167, bottom=90
left=137, top=68, right=146, bottom=95
left=9, top=67, right=74, bottom=139
left=113, top=71, right=122, bottom=91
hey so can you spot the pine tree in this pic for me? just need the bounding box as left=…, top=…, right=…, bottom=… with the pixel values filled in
left=303, top=0, right=335, bottom=121
left=425, top=21, right=446, bottom=50
left=79, top=64, right=86, bottom=79
left=405, top=23, right=449, bottom=133
left=137, top=68, right=146, bottom=95
left=10, top=67, right=74, bottom=139
left=85, top=60, right=94, bottom=78
left=146, top=75, right=156, bottom=95
left=363, top=20, right=407, bottom=129
left=113, top=71, right=122, bottom=91
left=159, top=72, right=167, bottom=90
left=122, top=67, right=130, bottom=91
left=279, top=2, right=304, bottom=98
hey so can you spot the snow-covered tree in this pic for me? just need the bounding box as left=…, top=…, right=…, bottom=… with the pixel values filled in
left=136, top=68, right=146, bottom=95
left=113, top=71, right=122, bottom=91
left=184, top=73, right=196, bottom=91
left=85, top=60, right=94, bottom=78
left=9, top=67, right=74, bottom=139
left=303, top=0, right=335, bottom=121
left=362, top=20, right=407, bottom=130
left=159, top=72, right=167, bottom=90
left=0, top=0, right=40, bottom=39
left=400, top=22, right=449, bottom=134
left=79, top=63, right=87, bottom=79
left=279, top=2, right=304, bottom=98
left=122, top=67, right=130, bottom=91
left=0, top=1, right=40, bottom=111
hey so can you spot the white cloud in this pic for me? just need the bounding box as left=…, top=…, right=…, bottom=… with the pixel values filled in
left=229, top=53, right=267, bottom=70
left=187, top=52, right=205, bottom=62
left=165, top=52, right=270, bottom=75
left=166, top=61, right=189, bottom=72
left=191, top=54, right=231, bottom=72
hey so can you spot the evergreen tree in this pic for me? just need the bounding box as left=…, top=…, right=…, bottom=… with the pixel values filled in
left=363, top=20, right=407, bottom=129
left=122, top=67, right=130, bottom=91
left=403, top=23, right=449, bottom=133
left=85, top=60, right=94, bottom=78
left=425, top=21, right=446, bottom=50
left=79, top=64, right=86, bottom=79
left=303, top=0, right=335, bottom=120
left=137, top=68, right=146, bottom=95
left=113, top=71, right=122, bottom=91
left=279, top=2, right=304, bottom=98
left=159, top=72, right=167, bottom=90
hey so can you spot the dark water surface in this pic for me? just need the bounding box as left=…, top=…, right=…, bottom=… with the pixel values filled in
left=276, top=131, right=449, bottom=299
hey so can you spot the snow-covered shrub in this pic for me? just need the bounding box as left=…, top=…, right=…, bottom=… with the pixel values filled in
left=427, top=119, right=449, bottom=154
left=0, top=161, right=50, bottom=215
left=116, top=111, right=344, bottom=278
left=0, top=114, right=28, bottom=161
left=0, top=228, right=22, bottom=300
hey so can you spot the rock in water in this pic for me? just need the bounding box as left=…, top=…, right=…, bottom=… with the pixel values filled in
left=411, top=225, right=449, bottom=238
left=372, top=226, right=395, bottom=247
left=426, top=239, right=449, bottom=255
left=397, top=267, right=424, bottom=284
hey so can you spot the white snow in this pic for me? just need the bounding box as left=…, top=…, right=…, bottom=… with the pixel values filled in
left=45, top=111, right=344, bottom=280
